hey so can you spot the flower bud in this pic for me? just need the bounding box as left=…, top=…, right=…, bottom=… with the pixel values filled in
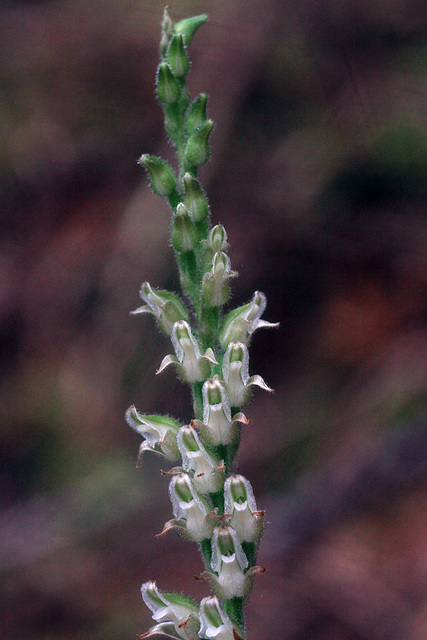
left=131, top=282, right=188, bottom=335
left=204, top=224, right=229, bottom=266
left=166, top=34, right=189, bottom=77
left=219, top=291, right=279, bottom=348
left=184, top=93, right=207, bottom=134
left=224, top=475, right=264, bottom=543
left=160, top=7, right=174, bottom=58
left=141, top=581, right=200, bottom=640
left=199, top=596, right=235, bottom=640
left=202, top=252, right=237, bottom=307
left=125, top=406, right=181, bottom=463
left=182, top=172, right=209, bottom=222
left=177, top=425, right=225, bottom=494
left=171, top=203, right=198, bottom=252
left=208, top=225, right=229, bottom=253
left=167, top=473, right=215, bottom=541
left=156, top=62, right=181, bottom=104
left=138, top=154, right=177, bottom=196
left=174, top=13, right=208, bottom=46
left=222, top=341, right=273, bottom=407
left=184, top=119, right=214, bottom=166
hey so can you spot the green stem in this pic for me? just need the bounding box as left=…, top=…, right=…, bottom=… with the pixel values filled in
left=191, top=381, right=203, bottom=420
left=199, top=305, right=220, bottom=348
left=177, top=250, right=199, bottom=311
left=199, top=538, right=212, bottom=570
left=209, top=490, right=224, bottom=514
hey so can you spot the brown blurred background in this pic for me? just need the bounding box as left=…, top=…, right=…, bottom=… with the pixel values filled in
left=1, top=1, right=426, bottom=639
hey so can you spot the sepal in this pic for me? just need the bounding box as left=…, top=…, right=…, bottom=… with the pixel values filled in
left=172, top=203, right=199, bottom=252
left=157, top=62, right=181, bottom=104
left=185, top=119, right=214, bottom=166
left=185, top=93, right=208, bottom=134
left=174, top=13, right=208, bottom=46
left=222, top=341, right=273, bottom=407
left=166, top=34, right=189, bottom=78
left=182, top=172, right=209, bottom=222
left=131, top=282, right=188, bottom=335
left=219, top=291, right=279, bottom=348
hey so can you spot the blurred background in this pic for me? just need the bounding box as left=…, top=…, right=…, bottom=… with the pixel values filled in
left=1, top=0, right=426, bottom=638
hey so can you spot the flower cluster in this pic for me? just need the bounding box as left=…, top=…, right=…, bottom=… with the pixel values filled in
left=127, top=10, right=277, bottom=639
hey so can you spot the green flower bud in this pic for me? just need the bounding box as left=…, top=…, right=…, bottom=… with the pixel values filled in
left=184, top=119, right=214, bottom=166
left=171, top=203, right=198, bottom=252
left=182, top=172, right=209, bottom=222
left=174, top=13, right=208, bottom=46
left=184, top=93, right=207, bottom=134
left=160, top=7, right=174, bottom=58
left=204, top=224, right=229, bottom=266
left=138, top=154, right=177, bottom=196
left=208, top=224, right=229, bottom=252
left=156, top=62, right=181, bottom=104
left=166, top=34, right=189, bottom=78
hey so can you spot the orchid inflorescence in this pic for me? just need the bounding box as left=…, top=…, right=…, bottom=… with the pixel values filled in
left=126, top=10, right=277, bottom=639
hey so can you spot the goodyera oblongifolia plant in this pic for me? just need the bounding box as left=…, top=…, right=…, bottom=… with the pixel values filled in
left=126, top=10, right=278, bottom=640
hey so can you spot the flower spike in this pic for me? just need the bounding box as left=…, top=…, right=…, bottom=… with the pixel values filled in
left=129, top=11, right=276, bottom=640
